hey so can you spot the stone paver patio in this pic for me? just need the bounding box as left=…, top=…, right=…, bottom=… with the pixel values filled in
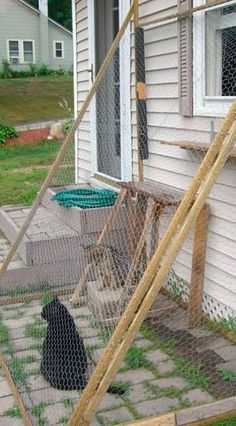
left=0, top=293, right=235, bottom=425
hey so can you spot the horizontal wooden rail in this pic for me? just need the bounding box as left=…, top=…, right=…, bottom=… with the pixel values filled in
left=160, top=140, right=236, bottom=158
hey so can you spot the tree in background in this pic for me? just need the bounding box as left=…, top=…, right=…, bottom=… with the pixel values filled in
left=27, top=0, right=72, bottom=31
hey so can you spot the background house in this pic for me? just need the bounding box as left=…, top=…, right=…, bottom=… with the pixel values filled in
left=0, top=0, right=73, bottom=70
left=73, top=0, right=236, bottom=320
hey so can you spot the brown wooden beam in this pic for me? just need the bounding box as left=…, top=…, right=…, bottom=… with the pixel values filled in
left=188, top=204, right=210, bottom=327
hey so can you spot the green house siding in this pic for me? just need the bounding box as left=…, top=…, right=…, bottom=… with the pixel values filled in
left=0, top=0, right=72, bottom=70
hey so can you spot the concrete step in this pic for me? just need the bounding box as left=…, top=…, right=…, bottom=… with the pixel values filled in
left=42, top=185, right=128, bottom=235
left=0, top=205, right=87, bottom=266
left=0, top=257, right=84, bottom=293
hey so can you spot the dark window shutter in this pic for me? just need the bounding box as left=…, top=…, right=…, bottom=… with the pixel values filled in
left=178, top=0, right=193, bottom=117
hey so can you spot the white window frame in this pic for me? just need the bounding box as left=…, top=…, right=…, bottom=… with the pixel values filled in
left=193, top=0, right=236, bottom=117
left=7, top=39, right=35, bottom=64
left=53, top=41, right=64, bottom=59
left=87, top=0, right=132, bottom=183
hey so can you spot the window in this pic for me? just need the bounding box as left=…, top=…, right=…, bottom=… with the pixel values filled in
left=54, top=41, right=64, bottom=59
left=9, top=41, right=19, bottom=64
left=23, top=41, right=33, bottom=63
left=193, top=0, right=236, bottom=117
left=7, top=40, right=34, bottom=64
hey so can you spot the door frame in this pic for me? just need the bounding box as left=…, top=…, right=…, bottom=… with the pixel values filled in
left=88, top=0, right=132, bottom=182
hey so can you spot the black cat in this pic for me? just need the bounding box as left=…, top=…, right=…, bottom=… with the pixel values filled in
left=40, top=298, right=125, bottom=394
left=40, top=297, right=88, bottom=390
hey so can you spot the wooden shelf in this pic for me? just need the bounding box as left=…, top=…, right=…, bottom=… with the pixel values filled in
left=160, top=140, right=236, bottom=159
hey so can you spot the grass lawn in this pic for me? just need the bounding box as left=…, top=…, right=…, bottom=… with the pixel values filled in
left=0, top=140, right=61, bottom=206
left=0, top=75, right=73, bottom=126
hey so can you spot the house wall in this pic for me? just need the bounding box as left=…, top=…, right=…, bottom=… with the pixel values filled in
left=74, top=0, right=91, bottom=182
left=0, top=0, right=40, bottom=68
left=48, top=22, right=73, bottom=70
left=74, top=0, right=236, bottom=317
left=0, top=0, right=72, bottom=70
left=132, top=0, right=236, bottom=317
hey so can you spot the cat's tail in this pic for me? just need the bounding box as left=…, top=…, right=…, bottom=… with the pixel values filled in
left=107, top=385, right=126, bottom=395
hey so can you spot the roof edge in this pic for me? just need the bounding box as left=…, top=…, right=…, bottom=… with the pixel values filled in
left=48, top=18, right=72, bottom=35
left=15, top=0, right=72, bottom=35
left=15, top=0, right=40, bottom=14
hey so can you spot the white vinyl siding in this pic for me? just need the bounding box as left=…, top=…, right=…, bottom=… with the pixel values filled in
left=131, top=0, right=236, bottom=314
left=75, top=0, right=91, bottom=182
left=75, top=0, right=236, bottom=315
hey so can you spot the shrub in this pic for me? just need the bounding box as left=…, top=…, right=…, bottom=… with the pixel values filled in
left=0, top=122, right=18, bottom=145
left=37, top=64, right=52, bottom=76
left=28, top=63, right=38, bottom=77
left=0, top=59, right=13, bottom=79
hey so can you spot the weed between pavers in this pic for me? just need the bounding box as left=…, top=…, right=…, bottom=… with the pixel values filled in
left=31, top=402, right=49, bottom=417
left=9, top=354, right=37, bottom=391
left=0, top=323, right=10, bottom=344
left=25, top=323, right=47, bottom=339
left=2, top=406, right=22, bottom=418
left=58, top=416, right=69, bottom=425
left=90, top=318, right=112, bottom=344
left=122, top=399, right=140, bottom=420
left=219, top=369, right=236, bottom=382
left=8, top=282, right=50, bottom=298
left=140, top=323, right=212, bottom=390
left=145, top=381, right=186, bottom=399
left=124, top=346, right=149, bottom=370
left=40, top=295, right=54, bottom=307
left=96, top=415, right=122, bottom=426
left=62, top=398, right=74, bottom=409
left=29, top=342, right=43, bottom=351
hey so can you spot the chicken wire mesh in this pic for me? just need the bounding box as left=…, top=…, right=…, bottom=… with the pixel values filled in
left=0, top=1, right=236, bottom=425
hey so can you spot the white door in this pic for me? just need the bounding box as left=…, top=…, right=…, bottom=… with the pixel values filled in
left=88, top=0, right=131, bottom=181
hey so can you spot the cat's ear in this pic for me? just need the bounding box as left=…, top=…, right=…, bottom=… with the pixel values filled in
left=52, top=297, right=60, bottom=304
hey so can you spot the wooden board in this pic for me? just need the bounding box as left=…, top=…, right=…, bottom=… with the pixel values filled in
left=188, top=204, right=209, bottom=327
left=160, top=140, right=236, bottom=159
left=120, top=413, right=176, bottom=426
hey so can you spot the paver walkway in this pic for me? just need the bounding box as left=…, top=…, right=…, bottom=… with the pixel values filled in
left=0, top=294, right=235, bottom=425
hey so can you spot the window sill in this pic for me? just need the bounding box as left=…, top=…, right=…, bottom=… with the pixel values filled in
left=160, top=140, right=236, bottom=159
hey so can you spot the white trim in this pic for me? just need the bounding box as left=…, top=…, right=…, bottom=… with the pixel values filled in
left=48, top=18, right=73, bottom=35
left=72, top=0, right=78, bottom=184
left=193, top=0, right=236, bottom=117
left=120, top=0, right=132, bottom=181
left=14, top=0, right=39, bottom=14
left=53, top=41, right=64, bottom=59
left=7, top=39, right=35, bottom=64
left=88, top=0, right=132, bottom=181
left=88, top=0, right=97, bottom=176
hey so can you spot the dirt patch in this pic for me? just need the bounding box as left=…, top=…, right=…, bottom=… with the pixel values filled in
left=6, top=128, right=50, bottom=145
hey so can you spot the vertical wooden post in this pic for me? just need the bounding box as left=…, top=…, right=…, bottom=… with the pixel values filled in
left=127, top=190, right=138, bottom=260
left=188, top=204, right=210, bottom=327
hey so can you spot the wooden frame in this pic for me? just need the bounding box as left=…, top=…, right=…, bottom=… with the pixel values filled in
left=120, top=396, right=236, bottom=425
left=0, top=353, right=32, bottom=425
left=68, top=101, right=236, bottom=425
left=188, top=203, right=210, bottom=326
